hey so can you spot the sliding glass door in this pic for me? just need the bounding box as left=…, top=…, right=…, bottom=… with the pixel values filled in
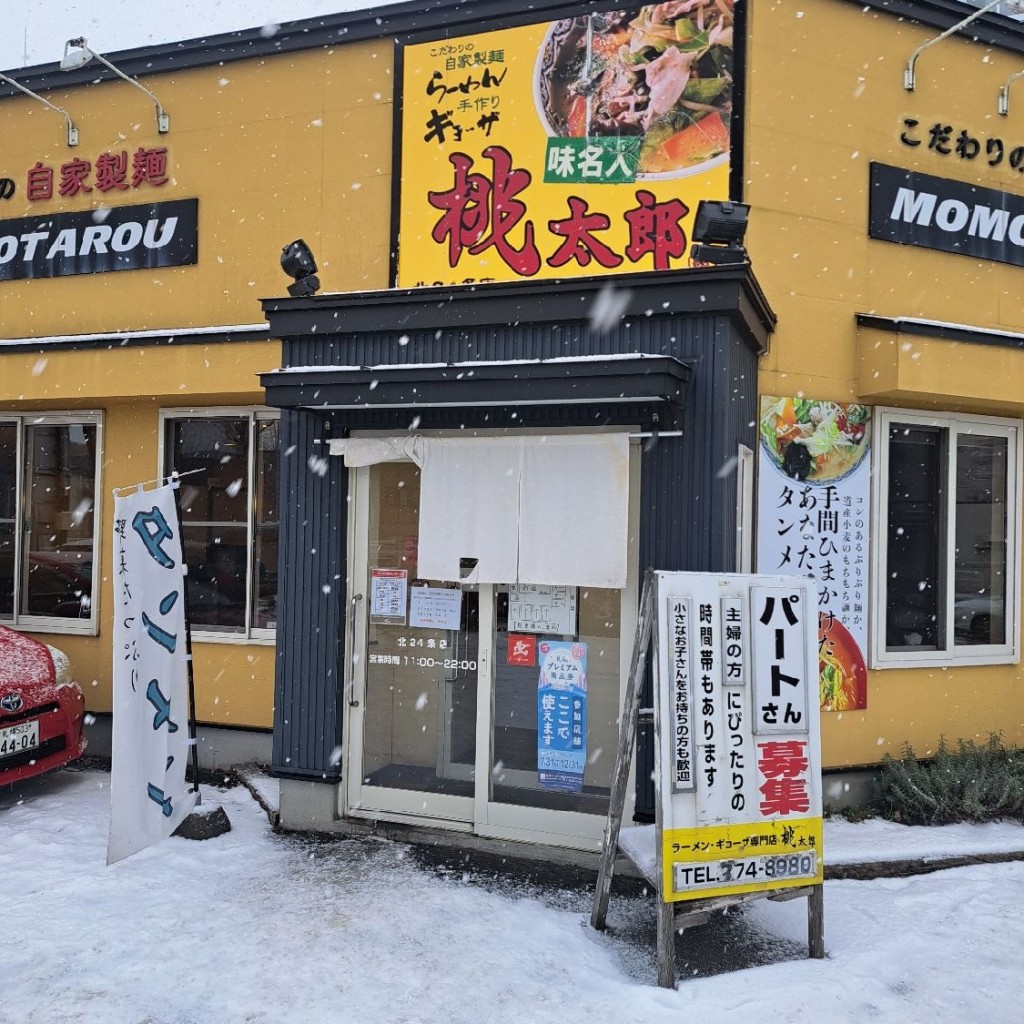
left=345, top=442, right=637, bottom=849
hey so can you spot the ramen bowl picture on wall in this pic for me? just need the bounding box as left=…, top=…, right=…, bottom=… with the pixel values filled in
left=534, top=2, right=734, bottom=181
left=759, top=397, right=872, bottom=485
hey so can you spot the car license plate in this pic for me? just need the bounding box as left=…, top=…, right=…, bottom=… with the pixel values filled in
left=673, top=850, right=817, bottom=892
left=0, top=719, right=40, bottom=757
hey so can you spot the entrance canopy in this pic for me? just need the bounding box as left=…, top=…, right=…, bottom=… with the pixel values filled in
left=260, top=266, right=774, bottom=432
left=256, top=266, right=776, bottom=789
left=260, top=353, right=689, bottom=417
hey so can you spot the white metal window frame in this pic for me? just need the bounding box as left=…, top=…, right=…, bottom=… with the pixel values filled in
left=158, top=407, right=279, bottom=645
left=870, top=407, right=1022, bottom=669
left=0, top=411, right=104, bottom=636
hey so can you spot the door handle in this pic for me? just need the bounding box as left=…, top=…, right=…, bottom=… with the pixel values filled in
left=346, top=593, right=363, bottom=708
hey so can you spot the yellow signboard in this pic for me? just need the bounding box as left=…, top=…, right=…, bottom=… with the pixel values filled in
left=397, top=5, right=734, bottom=287
left=662, top=817, right=824, bottom=903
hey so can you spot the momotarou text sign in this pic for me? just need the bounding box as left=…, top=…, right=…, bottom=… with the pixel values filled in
left=653, top=572, right=823, bottom=903
left=0, top=198, right=197, bottom=282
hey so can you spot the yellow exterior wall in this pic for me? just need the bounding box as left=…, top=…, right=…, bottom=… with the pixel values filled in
left=0, top=42, right=394, bottom=336
left=747, top=1, right=1024, bottom=766
left=0, top=41, right=397, bottom=729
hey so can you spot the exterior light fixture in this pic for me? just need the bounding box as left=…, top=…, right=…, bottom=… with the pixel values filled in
left=904, top=0, right=1003, bottom=91
left=0, top=72, right=78, bottom=146
left=998, top=68, right=1024, bottom=114
left=690, top=199, right=749, bottom=266
left=280, top=240, right=321, bottom=297
left=60, top=37, right=169, bottom=133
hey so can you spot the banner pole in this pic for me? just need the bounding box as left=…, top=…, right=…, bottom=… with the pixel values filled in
left=170, top=472, right=202, bottom=802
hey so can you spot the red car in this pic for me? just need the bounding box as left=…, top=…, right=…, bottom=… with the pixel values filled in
left=0, top=625, right=87, bottom=785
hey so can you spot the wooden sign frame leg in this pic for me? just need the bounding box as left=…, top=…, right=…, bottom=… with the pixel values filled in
left=591, top=570, right=656, bottom=932
left=656, top=901, right=677, bottom=988
left=808, top=883, right=825, bottom=959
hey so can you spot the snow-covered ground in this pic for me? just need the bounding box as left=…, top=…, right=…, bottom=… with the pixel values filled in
left=3, top=768, right=1023, bottom=1024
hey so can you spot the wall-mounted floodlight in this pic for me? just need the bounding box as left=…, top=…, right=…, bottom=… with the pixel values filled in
left=690, top=200, right=750, bottom=266
left=281, top=239, right=321, bottom=297
left=998, top=68, right=1024, bottom=114
left=60, top=37, right=169, bottom=133
left=0, top=72, right=78, bottom=146
left=904, top=0, right=1003, bottom=91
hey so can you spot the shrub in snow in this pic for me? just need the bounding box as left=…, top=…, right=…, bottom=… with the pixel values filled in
left=875, top=734, right=1024, bottom=826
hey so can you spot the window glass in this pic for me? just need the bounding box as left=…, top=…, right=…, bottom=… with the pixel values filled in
left=879, top=411, right=1018, bottom=663
left=491, top=585, right=619, bottom=816
left=167, top=417, right=250, bottom=633
left=885, top=425, right=944, bottom=649
left=955, top=435, right=1008, bottom=646
left=164, top=412, right=278, bottom=637
left=252, top=419, right=279, bottom=630
left=361, top=462, right=478, bottom=798
left=22, top=422, right=96, bottom=619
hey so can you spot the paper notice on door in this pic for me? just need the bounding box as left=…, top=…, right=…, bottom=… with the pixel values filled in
left=370, top=569, right=408, bottom=624
left=409, top=585, right=462, bottom=630
left=509, top=584, right=577, bottom=635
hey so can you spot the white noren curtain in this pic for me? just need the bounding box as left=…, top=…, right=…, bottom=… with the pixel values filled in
left=330, top=433, right=629, bottom=588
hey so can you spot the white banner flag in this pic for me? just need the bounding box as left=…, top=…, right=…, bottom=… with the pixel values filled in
left=108, top=481, right=196, bottom=865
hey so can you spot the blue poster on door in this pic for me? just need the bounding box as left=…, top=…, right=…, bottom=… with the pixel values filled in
left=537, top=640, right=588, bottom=792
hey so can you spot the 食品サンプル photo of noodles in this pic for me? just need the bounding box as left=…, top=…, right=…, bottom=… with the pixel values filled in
left=535, top=2, right=734, bottom=179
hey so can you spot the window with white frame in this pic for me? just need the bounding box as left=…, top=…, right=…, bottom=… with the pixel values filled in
left=161, top=410, right=279, bottom=639
left=873, top=408, right=1021, bottom=666
left=0, top=413, right=102, bottom=632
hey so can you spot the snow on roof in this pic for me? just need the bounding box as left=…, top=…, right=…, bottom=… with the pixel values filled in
left=273, top=353, right=671, bottom=374
left=884, top=316, right=1024, bottom=342
left=1, top=0, right=379, bottom=72
left=0, top=322, right=269, bottom=348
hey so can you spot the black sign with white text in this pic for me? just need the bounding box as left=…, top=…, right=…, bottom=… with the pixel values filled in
left=0, top=198, right=197, bottom=281
left=869, top=163, right=1024, bottom=267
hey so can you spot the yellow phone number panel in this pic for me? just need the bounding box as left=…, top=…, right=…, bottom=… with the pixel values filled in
left=661, top=817, right=824, bottom=903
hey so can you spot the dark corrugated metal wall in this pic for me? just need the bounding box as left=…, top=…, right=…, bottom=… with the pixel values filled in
left=634, top=318, right=758, bottom=818
left=271, top=407, right=347, bottom=779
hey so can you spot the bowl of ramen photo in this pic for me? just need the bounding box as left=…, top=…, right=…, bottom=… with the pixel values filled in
left=759, top=397, right=871, bottom=485
left=535, top=2, right=734, bottom=180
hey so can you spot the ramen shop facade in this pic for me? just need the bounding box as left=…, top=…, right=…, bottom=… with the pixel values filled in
left=5, top=0, right=1024, bottom=852
left=0, top=0, right=771, bottom=850
left=258, top=0, right=1024, bottom=842
left=261, top=270, right=772, bottom=846
left=258, top=0, right=773, bottom=846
